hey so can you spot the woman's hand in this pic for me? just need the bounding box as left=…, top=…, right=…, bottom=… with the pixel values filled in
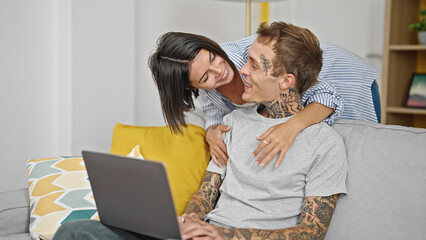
left=254, top=103, right=333, bottom=167
left=253, top=118, right=304, bottom=167
left=206, top=124, right=231, bottom=167
left=180, top=220, right=225, bottom=240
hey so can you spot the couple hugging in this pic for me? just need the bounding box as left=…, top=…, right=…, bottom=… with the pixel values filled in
left=54, top=20, right=382, bottom=239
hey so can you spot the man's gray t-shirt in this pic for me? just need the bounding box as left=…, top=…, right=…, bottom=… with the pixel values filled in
left=205, top=105, right=348, bottom=230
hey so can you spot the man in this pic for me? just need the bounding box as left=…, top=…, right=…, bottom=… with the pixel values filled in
left=179, top=22, right=347, bottom=240
left=53, top=22, right=347, bottom=240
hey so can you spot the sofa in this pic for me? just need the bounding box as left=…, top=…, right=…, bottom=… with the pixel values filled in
left=1, top=115, right=426, bottom=239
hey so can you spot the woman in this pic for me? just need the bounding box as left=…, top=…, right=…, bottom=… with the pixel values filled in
left=149, top=25, right=378, bottom=167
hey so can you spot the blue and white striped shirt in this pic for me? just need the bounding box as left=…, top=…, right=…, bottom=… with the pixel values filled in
left=199, top=35, right=378, bottom=129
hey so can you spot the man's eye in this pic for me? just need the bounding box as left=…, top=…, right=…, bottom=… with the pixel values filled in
left=252, top=64, right=256, bottom=69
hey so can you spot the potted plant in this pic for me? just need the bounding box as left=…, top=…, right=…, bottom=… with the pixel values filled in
left=409, top=10, right=426, bottom=45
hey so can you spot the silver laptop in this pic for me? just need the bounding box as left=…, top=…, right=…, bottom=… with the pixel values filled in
left=82, top=150, right=181, bottom=239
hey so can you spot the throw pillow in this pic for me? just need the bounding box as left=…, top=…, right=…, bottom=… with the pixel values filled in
left=127, top=144, right=144, bottom=159
left=27, top=146, right=144, bottom=240
left=110, top=123, right=210, bottom=215
left=27, top=157, right=98, bottom=240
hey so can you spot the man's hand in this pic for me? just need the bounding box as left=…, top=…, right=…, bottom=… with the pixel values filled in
left=253, top=118, right=303, bottom=167
left=206, top=124, right=231, bottom=167
left=180, top=221, right=225, bottom=240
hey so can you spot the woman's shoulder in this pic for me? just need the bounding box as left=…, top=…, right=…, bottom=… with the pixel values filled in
left=219, top=35, right=257, bottom=51
left=319, top=41, right=378, bottom=76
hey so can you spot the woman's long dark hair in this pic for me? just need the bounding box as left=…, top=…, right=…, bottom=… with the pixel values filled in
left=149, top=32, right=234, bottom=134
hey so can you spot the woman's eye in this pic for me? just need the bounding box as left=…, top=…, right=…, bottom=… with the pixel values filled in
left=252, top=64, right=256, bottom=69
left=210, top=52, right=216, bottom=62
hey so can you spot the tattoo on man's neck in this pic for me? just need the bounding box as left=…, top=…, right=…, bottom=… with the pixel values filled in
left=261, top=87, right=302, bottom=119
left=260, top=54, right=272, bottom=76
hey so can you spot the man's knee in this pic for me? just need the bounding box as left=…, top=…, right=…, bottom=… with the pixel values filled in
left=53, top=219, right=145, bottom=240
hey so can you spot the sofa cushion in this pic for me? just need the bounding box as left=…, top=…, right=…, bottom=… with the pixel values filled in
left=0, top=189, right=30, bottom=237
left=0, top=233, right=31, bottom=240
left=110, top=123, right=210, bottom=215
left=25, top=146, right=149, bottom=240
left=27, top=157, right=99, bottom=240
left=326, top=119, right=426, bottom=240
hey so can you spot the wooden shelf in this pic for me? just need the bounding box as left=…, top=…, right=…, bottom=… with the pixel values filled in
left=381, top=0, right=426, bottom=128
left=387, top=107, right=426, bottom=115
left=389, top=45, right=426, bottom=51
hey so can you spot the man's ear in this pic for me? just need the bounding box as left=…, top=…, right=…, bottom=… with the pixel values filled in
left=279, top=73, right=296, bottom=90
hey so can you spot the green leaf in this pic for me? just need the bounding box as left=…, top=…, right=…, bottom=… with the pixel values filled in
left=409, top=10, right=426, bottom=31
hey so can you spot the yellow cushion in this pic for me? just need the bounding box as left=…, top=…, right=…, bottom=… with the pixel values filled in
left=110, top=123, right=210, bottom=215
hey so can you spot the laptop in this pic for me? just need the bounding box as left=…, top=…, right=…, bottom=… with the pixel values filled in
left=82, top=150, right=181, bottom=240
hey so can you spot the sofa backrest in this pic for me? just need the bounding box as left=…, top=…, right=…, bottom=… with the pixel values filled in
left=327, top=119, right=426, bottom=240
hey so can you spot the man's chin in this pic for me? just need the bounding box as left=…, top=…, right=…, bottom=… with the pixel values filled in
left=242, top=94, right=251, bottom=102
left=242, top=95, right=260, bottom=104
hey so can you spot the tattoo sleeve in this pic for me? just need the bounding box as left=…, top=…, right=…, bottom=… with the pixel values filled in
left=212, top=195, right=339, bottom=240
left=183, top=171, right=222, bottom=220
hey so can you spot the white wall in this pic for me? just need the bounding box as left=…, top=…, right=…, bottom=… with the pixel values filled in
left=0, top=0, right=385, bottom=192
left=0, top=0, right=57, bottom=192
left=0, top=0, right=137, bottom=192
left=72, top=0, right=136, bottom=154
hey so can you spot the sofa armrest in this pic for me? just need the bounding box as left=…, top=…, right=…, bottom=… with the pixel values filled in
left=0, top=188, right=30, bottom=237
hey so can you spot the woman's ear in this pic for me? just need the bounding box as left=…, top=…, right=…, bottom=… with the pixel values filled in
left=279, top=73, right=296, bottom=90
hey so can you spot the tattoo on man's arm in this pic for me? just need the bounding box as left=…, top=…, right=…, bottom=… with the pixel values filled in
left=260, top=54, right=272, bottom=76
left=184, top=172, right=222, bottom=219
left=300, top=195, right=338, bottom=237
left=216, top=227, right=294, bottom=240
left=212, top=195, right=338, bottom=240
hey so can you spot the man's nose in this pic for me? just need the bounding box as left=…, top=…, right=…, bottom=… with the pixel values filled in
left=240, top=63, right=249, bottom=76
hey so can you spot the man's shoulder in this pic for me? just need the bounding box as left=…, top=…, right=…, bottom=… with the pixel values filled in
left=303, top=122, right=344, bottom=145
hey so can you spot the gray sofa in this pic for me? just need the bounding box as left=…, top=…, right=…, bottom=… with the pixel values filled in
left=0, top=188, right=30, bottom=240
left=1, top=119, right=426, bottom=240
